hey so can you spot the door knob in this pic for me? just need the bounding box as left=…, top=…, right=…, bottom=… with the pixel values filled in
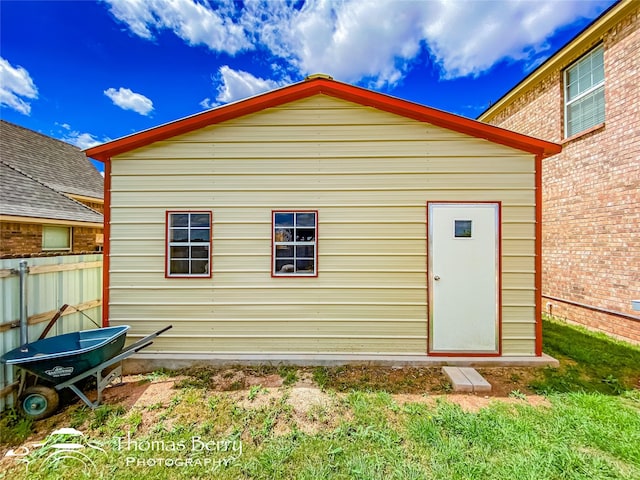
left=434, top=275, right=440, bottom=281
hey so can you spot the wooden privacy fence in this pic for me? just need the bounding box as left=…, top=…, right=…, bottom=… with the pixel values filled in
left=0, top=254, right=103, bottom=411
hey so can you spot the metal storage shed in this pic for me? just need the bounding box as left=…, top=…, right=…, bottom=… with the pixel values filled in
left=86, top=76, right=560, bottom=367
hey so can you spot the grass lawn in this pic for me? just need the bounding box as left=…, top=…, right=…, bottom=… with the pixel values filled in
left=0, top=317, right=639, bottom=480
left=530, top=316, right=640, bottom=394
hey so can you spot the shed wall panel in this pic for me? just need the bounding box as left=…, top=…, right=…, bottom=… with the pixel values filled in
left=108, top=95, right=537, bottom=355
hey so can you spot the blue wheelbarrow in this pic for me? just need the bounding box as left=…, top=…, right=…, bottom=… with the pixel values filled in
left=1, top=324, right=172, bottom=419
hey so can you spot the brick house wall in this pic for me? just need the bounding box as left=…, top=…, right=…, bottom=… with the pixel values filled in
left=71, top=225, right=104, bottom=253
left=0, top=222, right=103, bottom=258
left=486, top=7, right=639, bottom=343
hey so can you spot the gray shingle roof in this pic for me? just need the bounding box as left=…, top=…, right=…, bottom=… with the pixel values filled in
left=0, top=121, right=104, bottom=224
left=0, top=120, right=103, bottom=199
left=0, top=162, right=103, bottom=224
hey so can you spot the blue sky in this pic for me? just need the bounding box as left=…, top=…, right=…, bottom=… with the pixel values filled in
left=1, top=0, right=615, bottom=170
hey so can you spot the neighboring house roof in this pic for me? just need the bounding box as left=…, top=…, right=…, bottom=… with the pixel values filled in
left=1, top=120, right=104, bottom=199
left=0, top=120, right=103, bottom=225
left=478, top=0, right=634, bottom=122
left=86, top=75, right=561, bottom=162
left=0, top=162, right=103, bottom=225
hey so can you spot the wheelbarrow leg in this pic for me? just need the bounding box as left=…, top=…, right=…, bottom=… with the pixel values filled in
left=96, top=364, right=123, bottom=407
left=65, top=363, right=123, bottom=409
left=66, top=383, right=97, bottom=409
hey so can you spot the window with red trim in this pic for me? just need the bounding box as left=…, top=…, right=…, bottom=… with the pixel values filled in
left=273, top=211, right=317, bottom=276
left=166, top=211, right=212, bottom=277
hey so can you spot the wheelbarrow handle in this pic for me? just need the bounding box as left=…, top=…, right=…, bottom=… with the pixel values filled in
left=123, top=324, right=172, bottom=352
left=156, top=325, right=173, bottom=336
left=133, top=341, right=153, bottom=353
left=38, top=304, right=69, bottom=340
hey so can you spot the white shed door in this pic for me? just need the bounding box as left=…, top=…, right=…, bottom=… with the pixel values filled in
left=428, top=203, right=499, bottom=354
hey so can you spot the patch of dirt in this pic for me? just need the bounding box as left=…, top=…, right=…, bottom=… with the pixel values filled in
left=232, top=387, right=282, bottom=410
left=314, top=365, right=544, bottom=396
left=475, top=367, right=542, bottom=396
left=286, top=387, right=345, bottom=434
left=287, top=387, right=332, bottom=413
left=317, top=366, right=450, bottom=394
left=103, top=375, right=186, bottom=409
left=245, top=374, right=283, bottom=388
left=1, top=364, right=551, bottom=455
left=106, top=365, right=542, bottom=400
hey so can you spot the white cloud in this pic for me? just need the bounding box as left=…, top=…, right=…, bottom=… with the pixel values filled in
left=248, top=0, right=429, bottom=87
left=417, top=0, right=605, bottom=79
left=104, top=87, right=154, bottom=115
left=252, top=0, right=609, bottom=83
left=62, top=131, right=110, bottom=150
left=103, top=0, right=157, bottom=39
left=199, top=97, right=216, bottom=109
left=215, top=66, right=286, bottom=104
left=105, top=0, right=249, bottom=54
left=0, top=57, right=38, bottom=115
left=102, top=0, right=610, bottom=87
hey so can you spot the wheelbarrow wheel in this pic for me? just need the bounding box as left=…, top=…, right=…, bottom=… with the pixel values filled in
left=20, top=385, right=59, bottom=420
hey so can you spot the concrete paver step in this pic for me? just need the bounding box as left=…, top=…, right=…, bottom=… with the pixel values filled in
left=442, top=366, right=492, bottom=393
left=458, top=367, right=492, bottom=392
left=442, top=366, right=473, bottom=392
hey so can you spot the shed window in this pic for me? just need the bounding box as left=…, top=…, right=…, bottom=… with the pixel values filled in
left=454, top=220, right=472, bottom=238
left=564, top=45, right=604, bottom=138
left=166, top=211, right=211, bottom=277
left=273, top=211, right=317, bottom=276
left=42, top=225, right=71, bottom=250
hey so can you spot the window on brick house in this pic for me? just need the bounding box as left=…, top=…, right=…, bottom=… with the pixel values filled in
left=166, top=211, right=212, bottom=277
left=42, top=225, right=72, bottom=251
left=564, top=45, right=605, bottom=138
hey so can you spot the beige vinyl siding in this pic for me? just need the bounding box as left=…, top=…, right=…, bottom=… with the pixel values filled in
left=109, top=95, right=537, bottom=355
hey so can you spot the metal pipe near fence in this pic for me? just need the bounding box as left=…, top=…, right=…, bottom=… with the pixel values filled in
left=19, top=260, right=28, bottom=351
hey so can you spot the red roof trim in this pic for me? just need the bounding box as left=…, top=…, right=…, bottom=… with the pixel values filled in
left=85, top=77, right=561, bottom=162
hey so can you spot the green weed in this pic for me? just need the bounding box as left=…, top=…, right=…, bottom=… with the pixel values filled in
left=90, top=404, right=126, bottom=431
left=248, top=385, right=267, bottom=401
left=0, top=408, right=34, bottom=445
left=173, top=366, right=217, bottom=389
left=277, top=365, right=299, bottom=386
left=509, top=389, right=527, bottom=400
left=312, top=367, right=329, bottom=389
left=140, top=369, right=172, bottom=383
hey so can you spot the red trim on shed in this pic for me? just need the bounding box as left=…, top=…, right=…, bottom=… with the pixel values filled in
left=85, top=77, right=561, bottom=162
left=426, top=201, right=503, bottom=357
left=164, top=210, right=213, bottom=279
left=271, top=210, right=319, bottom=278
left=535, top=153, right=544, bottom=356
left=102, top=159, right=111, bottom=327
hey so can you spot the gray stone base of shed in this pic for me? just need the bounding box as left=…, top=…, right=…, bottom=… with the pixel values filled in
left=122, top=353, right=559, bottom=375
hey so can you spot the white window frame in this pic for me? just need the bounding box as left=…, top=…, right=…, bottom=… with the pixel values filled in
left=272, top=211, right=318, bottom=277
left=564, top=44, right=605, bottom=138
left=166, top=211, right=212, bottom=278
left=42, top=225, right=72, bottom=251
